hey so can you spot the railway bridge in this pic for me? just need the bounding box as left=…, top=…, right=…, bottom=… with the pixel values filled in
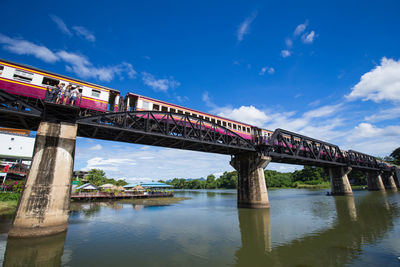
left=0, top=89, right=399, bottom=237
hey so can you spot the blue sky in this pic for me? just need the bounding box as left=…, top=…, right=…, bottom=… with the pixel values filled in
left=1, top=0, right=400, bottom=182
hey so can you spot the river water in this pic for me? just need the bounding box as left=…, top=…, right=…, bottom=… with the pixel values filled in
left=0, top=189, right=400, bottom=266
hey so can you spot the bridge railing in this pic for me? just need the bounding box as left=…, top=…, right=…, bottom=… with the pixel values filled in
left=259, top=128, right=346, bottom=166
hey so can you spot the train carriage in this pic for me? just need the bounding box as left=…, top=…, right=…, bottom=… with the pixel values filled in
left=124, top=93, right=262, bottom=140
left=0, top=59, right=120, bottom=113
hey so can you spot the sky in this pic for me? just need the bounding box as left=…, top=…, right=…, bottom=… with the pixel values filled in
left=1, top=0, right=400, bottom=182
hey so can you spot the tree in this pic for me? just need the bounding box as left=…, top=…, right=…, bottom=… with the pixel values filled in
left=206, top=175, right=217, bottom=189
left=390, top=147, right=400, bottom=165
left=86, top=169, right=107, bottom=186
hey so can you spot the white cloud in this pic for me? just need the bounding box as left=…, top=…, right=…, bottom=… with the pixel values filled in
left=237, top=12, right=257, bottom=42
left=89, top=144, right=103, bottom=151
left=0, top=33, right=136, bottom=82
left=294, top=22, right=307, bottom=36
left=346, top=57, right=400, bottom=102
left=202, top=91, right=215, bottom=108
left=77, top=145, right=233, bottom=181
left=364, top=106, right=400, bottom=122
left=302, top=31, right=316, bottom=44
left=49, top=14, right=72, bottom=36
left=344, top=123, right=400, bottom=156
left=57, top=50, right=136, bottom=81
left=141, top=72, right=180, bottom=92
left=0, top=33, right=59, bottom=63
left=205, top=91, right=345, bottom=141
left=72, top=26, right=96, bottom=42
left=281, top=50, right=291, bottom=58
left=216, top=105, right=270, bottom=127
left=285, top=38, right=293, bottom=48
left=176, top=95, right=189, bottom=103
left=84, top=157, right=137, bottom=172
left=259, top=66, right=275, bottom=75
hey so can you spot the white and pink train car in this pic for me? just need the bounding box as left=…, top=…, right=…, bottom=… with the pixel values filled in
left=0, top=59, right=120, bottom=112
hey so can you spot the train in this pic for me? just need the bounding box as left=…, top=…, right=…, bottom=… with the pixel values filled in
left=0, top=58, right=273, bottom=142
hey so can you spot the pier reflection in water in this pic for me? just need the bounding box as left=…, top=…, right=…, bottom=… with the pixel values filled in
left=235, top=191, right=400, bottom=267
left=3, top=232, right=66, bottom=267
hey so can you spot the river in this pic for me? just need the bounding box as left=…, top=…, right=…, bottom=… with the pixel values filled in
left=0, top=189, right=399, bottom=266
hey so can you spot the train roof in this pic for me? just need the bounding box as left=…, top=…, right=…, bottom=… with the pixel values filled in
left=127, top=92, right=273, bottom=131
left=0, top=58, right=120, bottom=93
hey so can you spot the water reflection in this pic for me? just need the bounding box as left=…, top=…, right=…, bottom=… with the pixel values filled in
left=334, top=196, right=357, bottom=222
left=3, top=232, right=66, bottom=267
left=235, top=192, right=400, bottom=267
left=235, top=208, right=271, bottom=266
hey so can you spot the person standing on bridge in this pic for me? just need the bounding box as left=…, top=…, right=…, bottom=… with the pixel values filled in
left=56, top=83, right=65, bottom=104
left=70, top=86, right=80, bottom=106
left=63, top=85, right=71, bottom=105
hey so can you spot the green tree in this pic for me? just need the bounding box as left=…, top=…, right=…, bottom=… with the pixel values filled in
left=206, top=175, right=217, bottom=189
left=86, top=169, right=107, bottom=186
left=217, top=171, right=237, bottom=189
left=390, top=147, right=400, bottom=165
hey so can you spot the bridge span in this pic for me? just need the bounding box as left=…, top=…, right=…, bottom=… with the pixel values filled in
left=0, top=89, right=399, bottom=237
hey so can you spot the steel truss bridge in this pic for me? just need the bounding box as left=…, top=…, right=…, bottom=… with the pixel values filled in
left=0, top=89, right=395, bottom=172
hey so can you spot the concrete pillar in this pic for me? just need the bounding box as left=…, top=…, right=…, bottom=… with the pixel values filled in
left=394, top=168, right=400, bottom=188
left=230, top=153, right=270, bottom=209
left=382, top=172, right=398, bottom=191
left=8, top=122, right=77, bottom=237
left=366, top=171, right=385, bottom=191
left=328, top=166, right=353, bottom=196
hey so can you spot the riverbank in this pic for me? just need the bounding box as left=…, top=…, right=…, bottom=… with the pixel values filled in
left=0, top=200, right=18, bottom=215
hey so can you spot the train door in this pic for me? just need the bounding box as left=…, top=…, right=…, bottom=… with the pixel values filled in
left=126, top=95, right=138, bottom=111
left=108, top=91, right=118, bottom=111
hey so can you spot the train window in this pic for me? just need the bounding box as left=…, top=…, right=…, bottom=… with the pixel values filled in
left=228, top=123, right=232, bottom=128
left=0, top=65, right=3, bottom=75
left=233, top=124, right=237, bottom=130
left=91, top=89, right=101, bottom=98
left=13, top=70, right=34, bottom=83
left=211, top=118, right=216, bottom=123
left=177, top=110, right=183, bottom=114
left=217, top=120, right=221, bottom=125
left=170, top=108, right=176, bottom=113
left=238, top=125, right=242, bottom=131
left=199, top=115, right=204, bottom=119
left=205, top=117, right=210, bottom=121
left=153, top=104, right=160, bottom=111
left=142, top=101, right=151, bottom=110
left=185, top=112, right=190, bottom=115
left=161, top=106, right=168, bottom=112
left=42, top=77, right=59, bottom=86
left=223, top=121, right=227, bottom=127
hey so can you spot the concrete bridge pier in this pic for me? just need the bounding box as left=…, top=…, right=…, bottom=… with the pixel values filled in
left=366, top=171, right=385, bottom=191
left=394, top=168, right=400, bottom=188
left=328, top=166, right=353, bottom=195
left=230, top=153, right=271, bottom=209
left=382, top=172, right=398, bottom=191
left=8, top=121, right=77, bottom=238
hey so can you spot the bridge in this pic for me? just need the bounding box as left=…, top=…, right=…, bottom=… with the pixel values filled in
left=0, top=89, right=399, bottom=237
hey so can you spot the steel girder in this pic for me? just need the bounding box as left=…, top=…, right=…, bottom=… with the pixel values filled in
left=76, top=111, right=256, bottom=155
left=259, top=128, right=386, bottom=171
left=0, top=89, right=43, bottom=130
